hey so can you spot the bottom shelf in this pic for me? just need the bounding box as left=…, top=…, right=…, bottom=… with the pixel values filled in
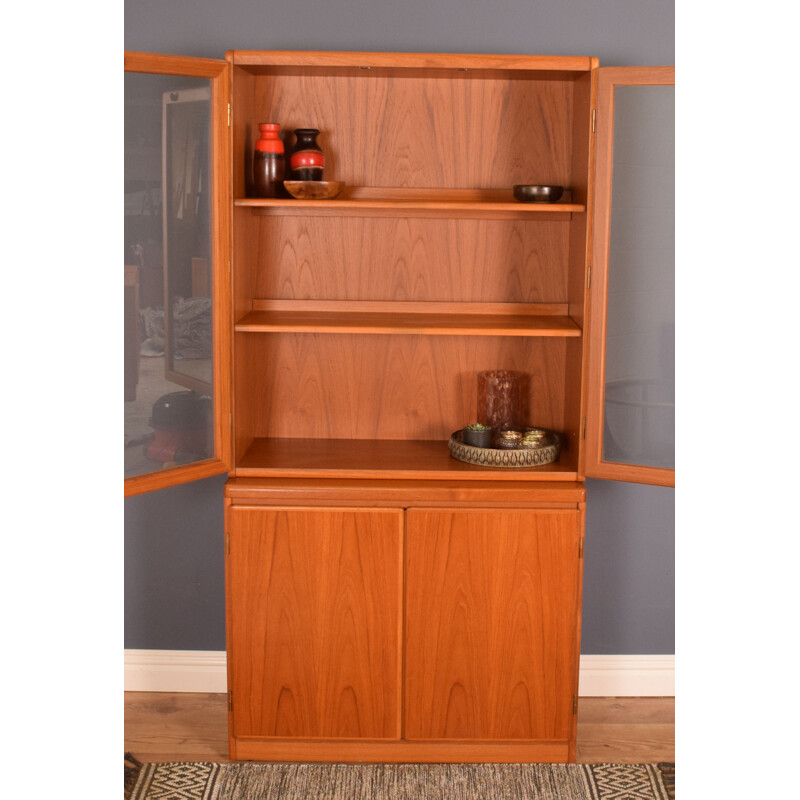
left=234, top=437, right=578, bottom=480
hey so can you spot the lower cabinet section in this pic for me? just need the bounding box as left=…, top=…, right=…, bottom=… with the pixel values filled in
left=226, top=493, right=584, bottom=762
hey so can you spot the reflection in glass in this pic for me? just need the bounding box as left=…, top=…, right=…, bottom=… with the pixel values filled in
left=603, top=86, right=674, bottom=470
left=124, top=73, right=214, bottom=479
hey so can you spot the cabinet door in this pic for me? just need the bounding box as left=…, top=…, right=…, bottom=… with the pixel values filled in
left=405, top=508, right=582, bottom=741
left=124, top=52, right=231, bottom=496
left=227, top=506, right=403, bottom=740
left=586, top=67, right=675, bottom=486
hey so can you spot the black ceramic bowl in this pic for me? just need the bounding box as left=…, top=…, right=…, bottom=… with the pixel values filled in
left=513, top=184, right=564, bottom=203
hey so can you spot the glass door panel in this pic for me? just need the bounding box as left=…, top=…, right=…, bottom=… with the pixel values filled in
left=124, top=53, right=230, bottom=496
left=586, top=67, right=675, bottom=486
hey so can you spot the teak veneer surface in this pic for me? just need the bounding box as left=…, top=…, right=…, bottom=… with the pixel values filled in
left=227, top=507, right=403, bottom=740
left=237, top=215, right=573, bottom=304
left=404, top=509, right=582, bottom=742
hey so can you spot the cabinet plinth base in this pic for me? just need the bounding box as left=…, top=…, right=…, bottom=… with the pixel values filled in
left=230, top=737, right=572, bottom=763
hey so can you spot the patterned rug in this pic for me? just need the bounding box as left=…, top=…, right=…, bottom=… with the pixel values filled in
left=128, top=760, right=675, bottom=800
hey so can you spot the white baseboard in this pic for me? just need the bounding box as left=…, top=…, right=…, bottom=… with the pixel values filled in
left=577, top=654, right=674, bottom=697
left=124, top=650, right=674, bottom=697
left=124, top=649, right=228, bottom=693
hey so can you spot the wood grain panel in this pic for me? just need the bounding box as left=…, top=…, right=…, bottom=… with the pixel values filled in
left=227, top=507, right=402, bottom=739
left=246, top=217, right=569, bottom=304
left=404, top=509, right=581, bottom=741
left=234, top=333, right=568, bottom=441
left=240, top=73, right=573, bottom=190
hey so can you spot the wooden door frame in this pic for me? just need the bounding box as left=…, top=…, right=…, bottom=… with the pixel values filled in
left=585, top=66, right=675, bottom=487
left=124, top=52, right=232, bottom=497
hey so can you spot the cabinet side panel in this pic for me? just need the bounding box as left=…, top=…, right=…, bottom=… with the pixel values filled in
left=405, top=508, right=581, bottom=740
left=228, top=507, right=403, bottom=739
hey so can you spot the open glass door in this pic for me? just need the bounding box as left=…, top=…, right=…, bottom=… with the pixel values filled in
left=586, top=66, right=675, bottom=487
left=124, top=52, right=231, bottom=497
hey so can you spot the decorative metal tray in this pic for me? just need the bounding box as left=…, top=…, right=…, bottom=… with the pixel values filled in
left=448, top=429, right=561, bottom=468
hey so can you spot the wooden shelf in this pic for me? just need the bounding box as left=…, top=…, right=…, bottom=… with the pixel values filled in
left=231, top=50, right=597, bottom=75
left=235, top=438, right=578, bottom=481
left=235, top=308, right=582, bottom=337
left=235, top=187, right=584, bottom=219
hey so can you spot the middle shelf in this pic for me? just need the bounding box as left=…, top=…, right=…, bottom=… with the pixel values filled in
left=235, top=301, right=583, bottom=337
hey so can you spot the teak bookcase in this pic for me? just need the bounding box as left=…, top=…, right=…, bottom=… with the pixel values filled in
left=124, top=50, right=674, bottom=763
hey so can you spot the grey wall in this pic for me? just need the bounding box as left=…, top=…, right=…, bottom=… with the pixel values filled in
left=124, top=0, right=674, bottom=66
left=124, top=0, right=675, bottom=655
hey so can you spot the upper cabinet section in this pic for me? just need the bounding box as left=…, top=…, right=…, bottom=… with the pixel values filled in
left=226, top=52, right=597, bottom=481
left=124, top=53, right=232, bottom=497
left=586, top=67, right=675, bottom=487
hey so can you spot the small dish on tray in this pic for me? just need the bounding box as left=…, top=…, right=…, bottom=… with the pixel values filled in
left=512, top=184, right=564, bottom=203
left=283, top=180, right=345, bottom=200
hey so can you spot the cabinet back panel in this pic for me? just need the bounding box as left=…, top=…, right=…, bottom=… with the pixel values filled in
left=235, top=333, right=567, bottom=442
left=236, top=74, right=573, bottom=190
left=247, top=217, right=570, bottom=303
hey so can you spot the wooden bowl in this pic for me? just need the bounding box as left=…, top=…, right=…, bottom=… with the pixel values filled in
left=283, top=180, right=345, bottom=200
left=513, top=184, right=564, bottom=203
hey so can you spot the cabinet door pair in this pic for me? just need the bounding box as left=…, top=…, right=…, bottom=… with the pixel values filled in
left=226, top=506, right=582, bottom=742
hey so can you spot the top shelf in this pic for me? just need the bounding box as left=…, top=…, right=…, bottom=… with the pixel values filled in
left=229, top=50, right=598, bottom=79
left=235, top=187, right=585, bottom=219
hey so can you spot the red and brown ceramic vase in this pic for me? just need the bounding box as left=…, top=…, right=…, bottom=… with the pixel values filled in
left=253, top=123, right=285, bottom=198
left=289, top=128, right=325, bottom=181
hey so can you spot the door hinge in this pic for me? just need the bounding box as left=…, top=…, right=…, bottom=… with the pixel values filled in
left=587, top=264, right=591, bottom=288
left=228, top=690, right=233, bottom=712
left=573, top=695, right=579, bottom=715
left=582, top=417, right=587, bottom=440
left=579, top=538, right=584, bottom=559
left=592, top=108, right=596, bottom=133
left=226, top=531, right=230, bottom=554
left=227, top=103, right=231, bottom=127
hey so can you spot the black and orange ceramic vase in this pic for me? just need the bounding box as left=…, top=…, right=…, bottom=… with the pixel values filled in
left=252, top=123, right=285, bottom=198
left=289, top=128, right=325, bottom=181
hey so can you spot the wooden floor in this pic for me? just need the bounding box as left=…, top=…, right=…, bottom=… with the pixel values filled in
left=124, top=693, right=674, bottom=764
